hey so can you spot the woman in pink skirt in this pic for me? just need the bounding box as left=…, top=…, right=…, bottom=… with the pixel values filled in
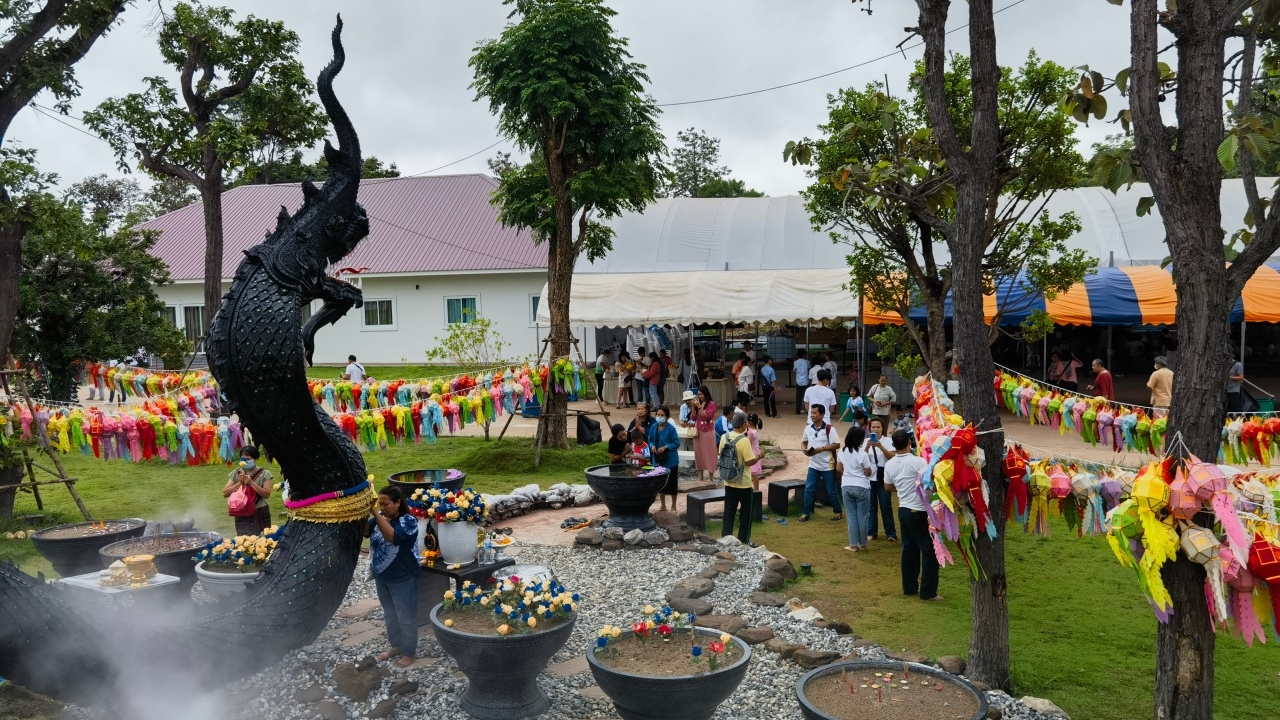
left=692, top=386, right=718, bottom=484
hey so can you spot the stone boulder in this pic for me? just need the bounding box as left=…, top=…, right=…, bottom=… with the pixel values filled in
left=623, top=529, right=645, bottom=545
left=601, top=538, right=623, bottom=551
left=367, top=699, right=397, bottom=719
left=693, top=614, right=746, bottom=634
left=644, top=528, right=669, bottom=546
left=696, top=544, right=721, bottom=556
left=936, top=655, right=966, bottom=675
left=316, top=701, right=347, bottom=720
left=716, top=535, right=743, bottom=548
left=886, top=650, right=928, bottom=664
left=331, top=662, right=380, bottom=702
left=766, top=556, right=797, bottom=580
left=1018, top=696, right=1069, bottom=719
left=575, top=528, right=603, bottom=546
left=651, top=510, right=680, bottom=527
left=665, top=597, right=713, bottom=616
left=757, top=568, right=785, bottom=590
left=666, top=577, right=714, bottom=600
left=603, top=527, right=625, bottom=540
left=793, top=648, right=841, bottom=669
left=666, top=523, right=695, bottom=542
left=696, top=566, right=721, bottom=580
left=713, top=551, right=737, bottom=561
left=764, top=638, right=805, bottom=659
left=293, top=684, right=325, bottom=703
left=748, top=591, right=788, bottom=607
left=787, top=606, right=823, bottom=622
left=827, top=621, right=854, bottom=636
left=736, top=626, right=774, bottom=645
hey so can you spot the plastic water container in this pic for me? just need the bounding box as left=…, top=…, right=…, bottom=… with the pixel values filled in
left=1259, top=397, right=1276, bottom=414
left=523, top=397, right=541, bottom=418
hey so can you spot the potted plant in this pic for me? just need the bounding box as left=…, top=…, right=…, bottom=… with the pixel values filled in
left=430, top=575, right=579, bottom=719
left=587, top=605, right=752, bottom=720
left=193, top=525, right=283, bottom=598
left=795, top=660, right=989, bottom=720
left=409, top=486, right=487, bottom=566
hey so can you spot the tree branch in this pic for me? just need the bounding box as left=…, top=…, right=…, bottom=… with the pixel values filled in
left=0, top=0, right=72, bottom=76
left=136, top=143, right=205, bottom=186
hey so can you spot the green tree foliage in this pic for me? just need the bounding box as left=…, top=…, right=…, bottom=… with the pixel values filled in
left=231, top=151, right=400, bottom=187
left=0, top=0, right=130, bottom=382
left=139, top=176, right=199, bottom=219
left=471, top=0, right=664, bottom=449
left=662, top=127, right=764, bottom=198
left=83, top=2, right=327, bottom=339
left=12, top=173, right=187, bottom=401
left=785, top=52, right=1093, bottom=379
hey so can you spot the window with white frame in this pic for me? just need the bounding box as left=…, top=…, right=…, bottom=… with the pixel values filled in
left=159, top=306, right=177, bottom=328
left=362, top=298, right=395, bottom=329
left=529, top=295, right=541, bottom=325
left=300, top=301, right=314, bottom=325
left=446, top=296, right=478, bottom=324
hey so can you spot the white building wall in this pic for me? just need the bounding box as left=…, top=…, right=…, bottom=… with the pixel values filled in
left=155, top=270, right=596, bottom=367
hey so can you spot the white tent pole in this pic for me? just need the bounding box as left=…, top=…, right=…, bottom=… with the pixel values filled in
left=1241, top=320, right=1247, bottom=366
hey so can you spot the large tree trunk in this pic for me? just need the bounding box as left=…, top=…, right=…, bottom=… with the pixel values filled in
left=923, top=293, right=948, bottom=380
left=0, top=218, right=22, bottom=368
left=916, top=0, right=1010, bottom=689
left=0, top=463, right=20, bottom=519
left=199, top=178, right=225, bottom=351
left=1127, top=2, right=1228, bottom=716
left=539, top=144, right=574, bottom=450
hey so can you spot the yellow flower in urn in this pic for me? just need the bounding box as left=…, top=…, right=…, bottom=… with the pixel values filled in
left=497, top=624, right=511, bottom=636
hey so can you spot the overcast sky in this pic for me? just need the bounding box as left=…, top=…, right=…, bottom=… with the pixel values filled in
left=6, top=0, right=1134, bottom=197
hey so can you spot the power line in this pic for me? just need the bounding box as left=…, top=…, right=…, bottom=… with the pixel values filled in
left=30, top=104, right=104, bottom=141
left=655, top=0, right=1032, bottom=107
left=363, top=140, right=505, bottom=185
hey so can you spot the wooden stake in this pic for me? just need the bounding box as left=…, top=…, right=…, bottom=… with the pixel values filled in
left=6, top=354, right=92, bottom=520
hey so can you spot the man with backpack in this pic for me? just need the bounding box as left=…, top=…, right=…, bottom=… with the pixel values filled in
left=800, top=404, right=842, bottom=522
left=717, top=410, right=759, bottom=545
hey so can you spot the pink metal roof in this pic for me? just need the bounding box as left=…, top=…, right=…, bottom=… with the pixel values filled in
left=140, top=174, right=547, bottom=280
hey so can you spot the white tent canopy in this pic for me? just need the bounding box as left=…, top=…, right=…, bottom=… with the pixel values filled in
left=534, top=269, right=858, bottom=326
left=536, top=181, right=1280, bottom=327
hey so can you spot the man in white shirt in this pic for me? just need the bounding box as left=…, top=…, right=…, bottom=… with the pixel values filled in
left=803, top=369, right=838, bottom=418
left=822, top=352, right=838, bottom=389
left=883, top=429, right=940, bottom=601
left=800, top=405, right=842, bottom=522
left=793, top=349, right=811, bottom=415
left=343, top=355, right=365, bottom=384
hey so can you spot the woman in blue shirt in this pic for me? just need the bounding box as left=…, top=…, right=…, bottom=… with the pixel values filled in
left=366, top=486, right=420, bottom=668
left=648, top=405, right=682, bottom=512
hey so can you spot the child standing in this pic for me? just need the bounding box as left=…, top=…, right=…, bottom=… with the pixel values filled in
left=626, top=427, right=651, bottom=467
left=746, top=413, right=764, bottom=478
left=892, top=406, right=917, bottom=451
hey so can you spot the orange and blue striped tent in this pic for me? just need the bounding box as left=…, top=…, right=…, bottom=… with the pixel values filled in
left=863, top=262, right=1280, bottom=326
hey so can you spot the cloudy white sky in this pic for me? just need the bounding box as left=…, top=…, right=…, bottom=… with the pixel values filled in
left=7, top=0, right=1133, bottom=197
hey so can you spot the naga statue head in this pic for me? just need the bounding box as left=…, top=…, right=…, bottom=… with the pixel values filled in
left=253, top=16, right=368, bottom=291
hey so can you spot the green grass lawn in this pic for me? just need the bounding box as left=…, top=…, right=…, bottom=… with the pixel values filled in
left=710, top=504, right=1280, bottom=720
left=0, top=436, right=601, bottom=575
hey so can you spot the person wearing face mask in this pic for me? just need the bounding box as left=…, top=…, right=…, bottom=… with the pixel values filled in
left=648, top=405, right=682, bottom=511
left=222, top=445, right=274, bottom=535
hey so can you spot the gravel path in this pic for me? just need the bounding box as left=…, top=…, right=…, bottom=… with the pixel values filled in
left=142, top=542, right=1061, bottom=720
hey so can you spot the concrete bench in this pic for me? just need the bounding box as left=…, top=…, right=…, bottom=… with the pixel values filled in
left=767, top=478, right=806, bottom=516
left=686, top=488, right=763, bottom=531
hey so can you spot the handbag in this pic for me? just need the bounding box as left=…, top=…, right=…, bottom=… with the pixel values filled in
left=227, top=470, right=260, bottom=517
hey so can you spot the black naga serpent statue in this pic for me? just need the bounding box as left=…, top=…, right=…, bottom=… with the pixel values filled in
left=0, top=19, right=375, bottom=706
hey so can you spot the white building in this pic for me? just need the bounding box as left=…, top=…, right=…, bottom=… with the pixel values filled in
left=140, top=175, right=573, bottom=366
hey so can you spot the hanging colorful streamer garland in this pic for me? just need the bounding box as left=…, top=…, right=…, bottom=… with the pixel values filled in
left=1, top=391, right=242, bottom=466
left=79, top=361, right=217, bottom=403
left=993, top=367, right=1280, bottom=467
left=912, top=376, right=1000, bottom=581
left=1000, top=433, right=1280, bottom=642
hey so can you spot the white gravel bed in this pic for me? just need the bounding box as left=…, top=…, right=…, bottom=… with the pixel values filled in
left=63, top=542, right=1066, bottom=720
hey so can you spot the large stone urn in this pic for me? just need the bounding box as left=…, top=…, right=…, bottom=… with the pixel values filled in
left=584, top=464, right=669, bottom=531
left=430, top=603, right=576, bottom=719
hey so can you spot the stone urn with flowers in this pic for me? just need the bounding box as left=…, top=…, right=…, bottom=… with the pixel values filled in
left=587, top=604, right=752, bottom=720
left=193, top=525, right=283, bottom=598
left=408, top=485, right=487, bottom=566
left=429, top=574, right=579, bottom=719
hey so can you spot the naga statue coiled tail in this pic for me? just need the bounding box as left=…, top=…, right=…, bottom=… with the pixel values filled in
left=0, top=19, right=372, bottom=706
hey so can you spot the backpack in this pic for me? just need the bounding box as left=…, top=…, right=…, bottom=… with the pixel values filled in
left=717, top=433, right=745, bottom=485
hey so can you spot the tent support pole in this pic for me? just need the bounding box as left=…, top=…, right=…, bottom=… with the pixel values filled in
left=1043, top=333, right=1048, bottom=381
left=1241, top=320, right=1247, bottom=364
left=688, top=323, right=695, bottom=389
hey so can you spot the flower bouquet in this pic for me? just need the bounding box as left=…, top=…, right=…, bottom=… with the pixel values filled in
left=430, top=574, right=581, bottom=718
left=439, top=575, right=579, bottom=636
left=409, top=485, right=487, bottom=566
left=586, top=604, right=753, bottom=720
left=194, top=525, right=283, bottom=573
